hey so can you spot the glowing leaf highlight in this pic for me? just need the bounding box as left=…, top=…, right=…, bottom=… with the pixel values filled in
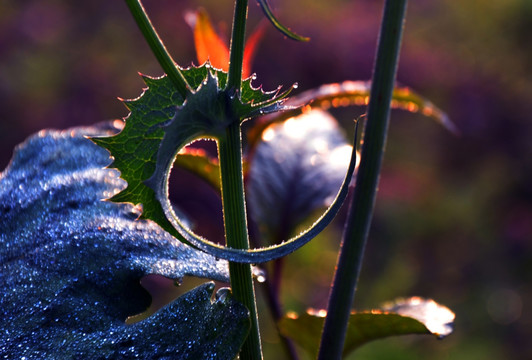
left=279, top=298, right=455, bottom=357
left=247, top=81, right=456, bottom=147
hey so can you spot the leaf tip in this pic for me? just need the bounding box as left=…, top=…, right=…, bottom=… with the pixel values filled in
left=382, top=297, right=456, bottom=338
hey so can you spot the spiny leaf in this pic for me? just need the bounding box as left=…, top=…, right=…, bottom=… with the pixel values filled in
left=93, top=64, right=293, bottom=258
left=0, top=124, right=251, bottom=359
left=278, top=297, right=455, bottom=358
left=93, top=64, right=284, bottom=246
left=92, top=74, right=184, bottom=241
left=162, top=113, right=358, bottom=263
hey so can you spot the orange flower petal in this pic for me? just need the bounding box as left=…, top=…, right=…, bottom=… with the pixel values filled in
left=242, top=22, right=266, bottom=78
left=186, top=8, right=230, bottom=71
left=186, top=8, right=264, bottom=80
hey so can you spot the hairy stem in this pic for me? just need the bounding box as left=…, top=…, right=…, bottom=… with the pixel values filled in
left=125, top=0, right=190, bottom=98
left=222, top=0, right=262, bottom=359
left=218, top=121, right=262, bottom=360
left=317, top=1, right=408, bottom=359
left=227, top=0, right=249, bottom=92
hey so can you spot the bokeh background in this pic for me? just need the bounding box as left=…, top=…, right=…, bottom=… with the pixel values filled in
left=1, top=0, right=530, bottom=359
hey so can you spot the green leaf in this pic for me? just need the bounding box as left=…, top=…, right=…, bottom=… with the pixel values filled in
left=93, top=64, right=290, bottom=248
left=0, top=124, right=250, bottom=359
left=92, top=62, right=356, bottom=264
left=279, top=297, right=455, bottom=358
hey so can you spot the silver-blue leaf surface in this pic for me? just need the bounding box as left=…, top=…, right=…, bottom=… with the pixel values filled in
left=0, top=122, right=249, bottom=359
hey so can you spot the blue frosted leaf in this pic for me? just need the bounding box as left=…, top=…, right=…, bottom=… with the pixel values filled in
left=0, top=123, right=249, bottom=359
left=247, top=109, right=354, bottom=242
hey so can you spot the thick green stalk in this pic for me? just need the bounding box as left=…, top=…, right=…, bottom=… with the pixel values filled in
left=125, top=0, right=190, bottom=98
left=218, top=122, right=262, bottom=360
left=317, top=1, right=408, bottom=359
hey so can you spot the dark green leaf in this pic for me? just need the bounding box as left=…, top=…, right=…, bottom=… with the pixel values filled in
left=279, top=297, right=455, bottom=358
left=93, top=64, right=291, bottom=251
left=0, top=124, right=250, bottom=359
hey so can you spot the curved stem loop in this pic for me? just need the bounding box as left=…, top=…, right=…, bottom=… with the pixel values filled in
left=159, top=122, right=359, bottom=263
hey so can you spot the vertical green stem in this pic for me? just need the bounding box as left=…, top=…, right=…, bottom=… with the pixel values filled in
left=218, top=122, right=262, bottom=360
left=124, top=0, right=190, bottom=98
left=222, top=0, right=262, bottom=359
left=127, top=0, right=260, bottom=357
left=317, top=1, right=408, bottom=359
left=227, top=0, right=249, bottom=91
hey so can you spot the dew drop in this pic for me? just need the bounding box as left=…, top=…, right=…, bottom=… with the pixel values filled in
left=252, top=266, right=266, bottom=283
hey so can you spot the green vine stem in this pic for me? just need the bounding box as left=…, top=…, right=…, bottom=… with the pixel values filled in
left=124, top=0, right=190, bottom=98
left=223, top=0, right=262, bottom=359
left=317, top=1, right=408, bottom=359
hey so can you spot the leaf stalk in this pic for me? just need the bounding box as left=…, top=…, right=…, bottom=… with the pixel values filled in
left=317, top=1, right=408, bottom=359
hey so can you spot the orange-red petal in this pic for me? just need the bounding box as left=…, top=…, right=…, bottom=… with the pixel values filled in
left=187, top=8, right=230, bottom=71
left=187, top=8, right=264, bottom=79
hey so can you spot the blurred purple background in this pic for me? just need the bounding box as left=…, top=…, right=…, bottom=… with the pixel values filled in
left=1, top=0, right=531, bottom=359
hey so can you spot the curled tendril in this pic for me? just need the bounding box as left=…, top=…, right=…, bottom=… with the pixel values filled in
left=155, top=121, right=359, bottom=264
left=256, top=0, right=310, bottom=42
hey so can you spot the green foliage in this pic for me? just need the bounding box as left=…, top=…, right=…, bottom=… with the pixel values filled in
left=279, top=298, right=455, bottom=358
left=94, top=59, right=361, bottom=264
left=93, top=64, right=291, bottom=249
left=246, top=81, right=455, bottom=150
